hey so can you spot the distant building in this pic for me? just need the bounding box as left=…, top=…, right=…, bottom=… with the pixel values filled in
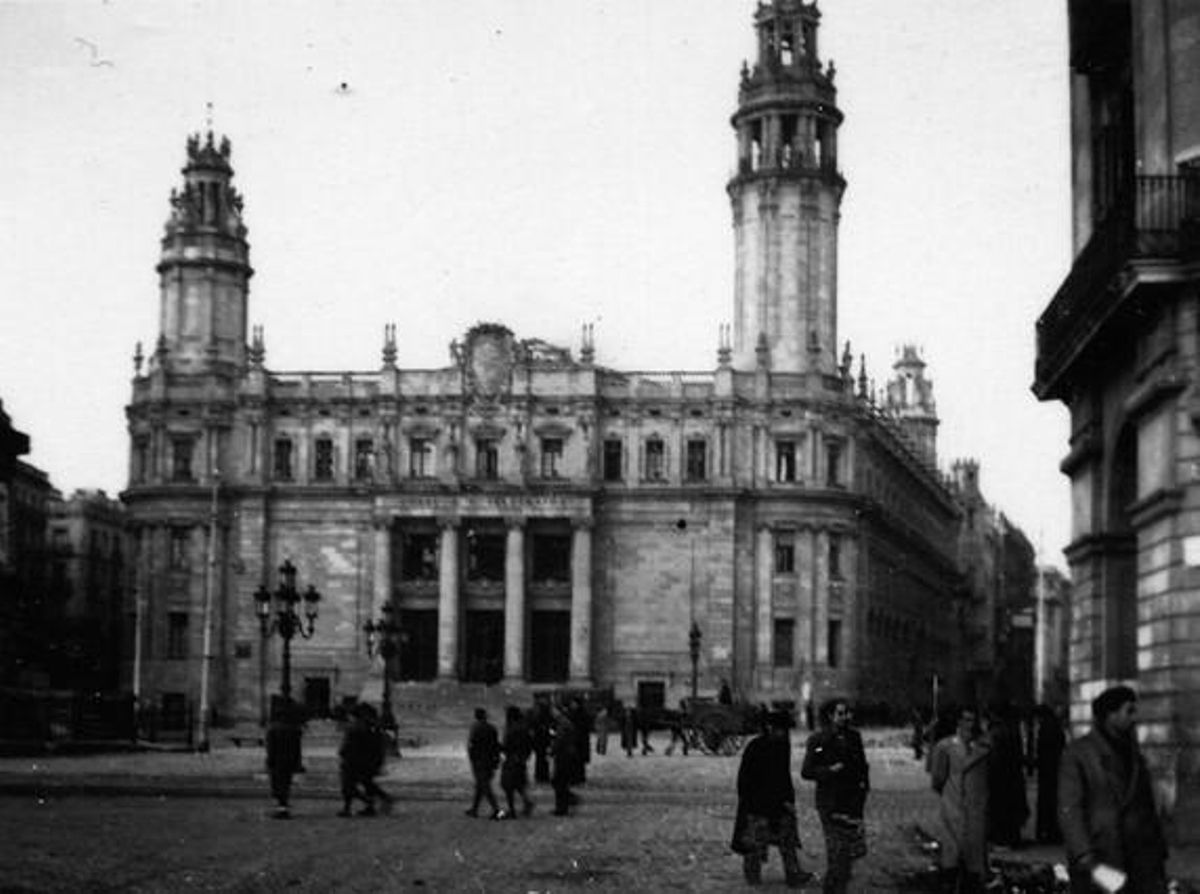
left=122, top=0, right=1023, bottom=728
left=1034, top=565, right=1071, bottom=709
left=1033, top=0, right=1200, bottom=840
left=46, top=491, right=130, bottom=691
left=0, top=400, right=57, bottom=687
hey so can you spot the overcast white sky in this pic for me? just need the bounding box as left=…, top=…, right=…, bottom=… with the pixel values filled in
left=0, top=0, right=1072, bottom=563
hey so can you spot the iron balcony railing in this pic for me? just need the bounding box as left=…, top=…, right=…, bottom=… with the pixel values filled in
left=1035, top=174, right=1200, bottom=394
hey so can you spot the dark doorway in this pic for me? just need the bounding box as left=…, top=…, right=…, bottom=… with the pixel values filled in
left=398, top=609, right=438, bottom=681
left=529, top=610, right=569, bottom=682
left=303, top=677, right=330, bottom=718
left=464, top=610, right=504, bottom=683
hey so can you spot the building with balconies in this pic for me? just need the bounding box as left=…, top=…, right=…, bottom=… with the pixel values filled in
left=1032, top=0, right=1200, bottom=841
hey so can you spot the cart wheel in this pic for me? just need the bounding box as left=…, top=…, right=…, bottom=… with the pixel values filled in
left=719, top=733, right=743, bottom=755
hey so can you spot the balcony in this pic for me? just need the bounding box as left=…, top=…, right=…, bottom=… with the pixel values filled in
left=1034, top=174, right=1200, bottom=399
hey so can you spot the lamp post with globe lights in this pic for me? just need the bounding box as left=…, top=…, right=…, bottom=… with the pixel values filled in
left=254, top=559, right=320, bottom=706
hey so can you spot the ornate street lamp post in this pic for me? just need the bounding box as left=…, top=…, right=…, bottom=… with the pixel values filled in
left=364, top=602, right=405, bottom=754
left=255, top=559, right=321, bottom=705
left=688, top=621, right=702, bottom=700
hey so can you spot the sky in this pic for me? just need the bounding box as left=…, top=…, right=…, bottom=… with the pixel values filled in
left=0, top=0, right=1073, bottom=564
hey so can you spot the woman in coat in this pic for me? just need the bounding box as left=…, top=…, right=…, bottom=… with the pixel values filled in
left=929, top=706, right=991, bottom=894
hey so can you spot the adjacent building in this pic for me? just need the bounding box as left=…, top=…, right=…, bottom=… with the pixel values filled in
left=1033, top=0, right=1200, bottom=840
left=123, top=0, right=1030, bottom=729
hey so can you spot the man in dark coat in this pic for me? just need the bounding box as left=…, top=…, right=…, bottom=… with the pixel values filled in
left=465, top=707, right=504, bottom=819
left=500, top=705, right=535, bottom=818
left=264, top=699, right=304, bottom=819
left=1032, top=704, right=1065, bottom=844
left=1059, top=685, right=1168, bottom=894
left=801, top=698, right=869, bottom=894
left=550, top=706, right=580, bottom=816
left=986, top=701, right=1030, bottom=848
left=530, top=697, right=553, bottom=783
left=338, top=703, right=393, bottom=817
left=730, top=711, right=812, bottom=887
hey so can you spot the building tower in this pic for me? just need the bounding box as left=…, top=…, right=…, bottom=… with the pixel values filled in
left=152, top=132, right=252, bottom=377
left=885, top=345, right=939, bottom=466
left=728, top=0, right=844, bottom=373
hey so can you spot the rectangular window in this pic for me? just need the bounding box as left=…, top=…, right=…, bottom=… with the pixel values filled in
left=171, top=436, right=195, bottom=482
left=827, top=618, right=842, bottom=668
left=645, top=438, right=665, bottom=481
left=314, top=437, right=334, bottom=481
left=409, top=438, right=432, bottom=478
left=354, top=438, right=374, bottom=480
left=774, top=532, right=795, bottom=574
left=773, top=618, right=795, bottom=667
left=825, top=440, right=842, bottom=486
left=466, top=531, right=505, bottom=581
left=169, top=527, right=189, bottom=569
left=273, top=438, right=293, bottom=481
left=476, top=439, right=499, bottom=480
left=829, top=533, right=843, bottom=579
left=603, top=439, right=623, bottom=481
left=531, top=533, right=571, bottom=583
left=776, top=441, right=797, bottom=482
left=540, top=438, right=564, bottom=478
left=167, top=611, right=189, bottom=659
left=400, top=532, right=439, bottom=581
left=685, top=439, right=707, bottom=481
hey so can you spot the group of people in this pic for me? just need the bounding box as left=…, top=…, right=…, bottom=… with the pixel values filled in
left=925, top=686, right=1168, bottom=894
left=266, top=683, right=1171, bottom=893
left=466, top=697, right=592, bottom=820
left=731, top=697, right=869, bottom=892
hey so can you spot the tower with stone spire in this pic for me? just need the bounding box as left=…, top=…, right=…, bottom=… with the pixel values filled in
left=152, top=132, right=253, bottom=376
left=885, top=344, right=939, bottom=465
left=728, top=0, right=844, bottom=374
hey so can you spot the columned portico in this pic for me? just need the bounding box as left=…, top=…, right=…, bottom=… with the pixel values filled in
left=503, top=517, right=526, bottom=681
left=569, top=520, right=593, bottom=684
left=437, top=517, right=460, bottom=679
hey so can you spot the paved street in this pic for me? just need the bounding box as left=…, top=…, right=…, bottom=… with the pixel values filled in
left=0, top=730, right=1076, bottom=893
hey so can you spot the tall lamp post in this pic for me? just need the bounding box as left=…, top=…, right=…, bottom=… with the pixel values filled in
left=364, top=602, right=405, bottom=741
left=688, top=621, right=702, bottom=700
left=255, top=559, right=321, bottom=708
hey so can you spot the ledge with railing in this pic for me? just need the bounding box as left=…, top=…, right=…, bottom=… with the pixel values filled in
left=1035, top=173, right=1200, bottom=395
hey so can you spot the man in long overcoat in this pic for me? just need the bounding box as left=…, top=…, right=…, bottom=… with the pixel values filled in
left=730, top=710, right=812, bottom=887
left=930, top=706, right=990, bottom=893
left=465, top=707, right=503, bottom=819
left=1058, top=685, right=1168, bottom=894
left=264, top=699, right=304, bottom=819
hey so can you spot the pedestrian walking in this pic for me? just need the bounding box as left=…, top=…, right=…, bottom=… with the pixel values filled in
left=500, top=705, right=535, bottom=818
left=264, top=699, right=304, bottom=819
left=593, top=702, right=609, bottom=756
left=801, top=698, right=869, bottom=894
left=465, top=707, right=504, bottom=819
left=550, top=706, right=580, bottom=816
left=568, top=697, right=591, bottom=784
left=1059, top=685, right=1168, bottom=894
left=730, top=710, right=813, bottom=887
left=1032, top=703, right=1066, bottom=844
left=338, top=703, right=394, bottom=817
left=619, top=700, right=638, bottom=757
left=530, top=697, right=553, bottom=784
left=986, top=700, right=1029, bottom=848
left=929, top=706, right=991, bottom=894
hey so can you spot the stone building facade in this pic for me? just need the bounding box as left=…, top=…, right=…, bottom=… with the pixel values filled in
left=124, top=1, right=980, bottom=726
left=1033, top=0, right=1200, bottom=840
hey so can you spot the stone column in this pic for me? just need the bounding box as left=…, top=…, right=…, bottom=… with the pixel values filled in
left=756, top=525, right=774, bottom=677
left=503, top=518, right=526, bottom=682
left=437, top=518, right=460, bottom=680
left=373, top=518, right=391, bottom=614
left=569, top=520, right=593, bottom=684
